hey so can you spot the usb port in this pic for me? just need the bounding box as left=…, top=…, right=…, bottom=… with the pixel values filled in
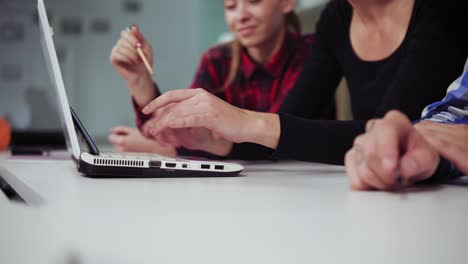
left=201, top=164, right=210, bottom=169
left=214, top=165, right=224, bottom=170
left=165, top=162, right=176, bottom=168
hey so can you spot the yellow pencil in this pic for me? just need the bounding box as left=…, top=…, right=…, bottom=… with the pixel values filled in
left=127, top=26, right=153, bottom=75
left=136, top=44, right=153, bottom=75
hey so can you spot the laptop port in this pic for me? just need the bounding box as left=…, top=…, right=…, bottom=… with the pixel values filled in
left=214, top=165, right=224, bottom=170
left=182, top=164, right=188, bottom=168
left=201, top=164, right=210, bottom=169
left=149, top=161, right=162, bottom=168
left=165, top=162, right=176, bottom=168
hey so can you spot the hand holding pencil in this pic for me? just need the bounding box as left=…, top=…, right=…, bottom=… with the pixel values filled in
left=111, top=24, right=157, bottom=107
left=110, top=24, right=154, bottom=82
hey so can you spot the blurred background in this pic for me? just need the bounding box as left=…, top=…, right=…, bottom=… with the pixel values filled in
left=0, top=0, right=336, bottom=147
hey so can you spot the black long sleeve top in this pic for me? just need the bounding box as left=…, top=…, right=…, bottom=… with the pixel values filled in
left=230, top=0, right=468, bottom=166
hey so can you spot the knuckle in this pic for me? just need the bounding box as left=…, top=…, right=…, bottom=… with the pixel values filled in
left=192, top=115, right=203, bottom=124
left=385, top=110, right=402, bottom=119
left=165, top=91, right=175, bottom=101
left=204, top=112, right=215, bottom=122
left=373, top=119, right=387, bottom=130
left=353, top=134, right=364, bottom=146
left=351, top=180, right=364, bottom=190
left=198, top=91, right=209, bottom=100
left=365, top=119, right=377, bottom=131
left=194, top=88, right=204, bottom=95
left=344, top=151, right=354, bottom=166
left=198, top=101, right=210, bottom=111
left=363, top=147, right=377, bottom=162
left=360, top=170, right=375, bottom=185
left=375, top=121, right=396, bottom=137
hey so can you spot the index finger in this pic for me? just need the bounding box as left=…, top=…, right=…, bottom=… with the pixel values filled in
left=121, top=30, right=139, bottom=47
left=142, top=89, right=200, bottom=115
left=110, top=126, right=133, bottom=135
left=364, top=111, right=413, bottom=184
left=131, top=25, right=147, bottom=44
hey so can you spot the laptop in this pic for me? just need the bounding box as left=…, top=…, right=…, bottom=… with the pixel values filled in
left=38, top=0, right=243, bottom=178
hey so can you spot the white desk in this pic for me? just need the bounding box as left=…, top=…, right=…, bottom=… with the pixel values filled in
left=1, top=158, right=468, bottom=264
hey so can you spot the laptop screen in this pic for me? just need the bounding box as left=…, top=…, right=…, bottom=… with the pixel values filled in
left=38, top=0, right=81, bottom=160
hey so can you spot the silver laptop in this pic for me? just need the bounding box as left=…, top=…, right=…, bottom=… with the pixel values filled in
left=38, top=0, right=243, bottom=177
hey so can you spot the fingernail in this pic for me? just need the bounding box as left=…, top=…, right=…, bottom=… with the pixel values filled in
left=142, top=106, right=149, bottom=114
left=396, top=175, right=403, bottom=185
left=382, top=157, right=396, bottom=171
left=136, top=42, right=142, bottom=48
left=395, top=171, right=404, bottom=185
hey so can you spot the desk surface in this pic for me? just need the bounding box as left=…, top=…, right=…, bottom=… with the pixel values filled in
left=1, top=159, right=468, bottom=264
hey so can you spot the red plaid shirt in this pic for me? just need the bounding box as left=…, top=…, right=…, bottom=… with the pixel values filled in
left=135, top=32, right=315, bottom=129
left=192, top=32, right=314, bottom=113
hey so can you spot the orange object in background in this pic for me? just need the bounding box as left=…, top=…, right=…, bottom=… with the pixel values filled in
left=0, top=117, right=11, bottom=151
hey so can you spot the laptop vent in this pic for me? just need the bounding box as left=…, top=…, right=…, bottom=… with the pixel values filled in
left=93, top=158, right=145, bottom=167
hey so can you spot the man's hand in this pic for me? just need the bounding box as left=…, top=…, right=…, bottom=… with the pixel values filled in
left=416, top=121, right=468, bottom=174
left=345, top=111, right=440, bottom=191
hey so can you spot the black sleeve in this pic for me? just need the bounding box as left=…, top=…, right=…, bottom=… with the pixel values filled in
left=279, top=2, right=343, bottom=119
left=272, top=114, right=365, bottom=165
left=225, top=2, right=347, bottom=162
left=373, top=0, right=468, bottom=120
left=268, top=0, right=468, bottom=165
left=270, top=2, right=362, bottom=165
left=418, top=157, right=464, bottom=185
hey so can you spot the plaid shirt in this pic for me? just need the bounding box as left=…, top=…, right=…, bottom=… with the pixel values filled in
left=134, top=32, right=315, bottom=128
left=421, top=57, right=468, bottom=124
left=418, top=57, right=468, bottom=182
left=191, top=32, right=314, bottom=113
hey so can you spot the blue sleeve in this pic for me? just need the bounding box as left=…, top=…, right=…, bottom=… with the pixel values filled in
left=419, top=58, right=468, bottom=124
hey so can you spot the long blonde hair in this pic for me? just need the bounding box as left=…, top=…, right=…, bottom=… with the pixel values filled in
left=223, top=11, right=302, bottom=89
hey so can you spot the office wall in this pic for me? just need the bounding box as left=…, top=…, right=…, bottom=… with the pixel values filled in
left=200, top=1, right=228, bottom=52
left=0, top=0, right=207, bottom=144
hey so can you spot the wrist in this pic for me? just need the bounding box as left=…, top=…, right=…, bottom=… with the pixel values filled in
left=128, top=75, right=157, bottom=107
left=242, top=111, right=280, bottom=149
left=208, top=139, right=233, bottom=157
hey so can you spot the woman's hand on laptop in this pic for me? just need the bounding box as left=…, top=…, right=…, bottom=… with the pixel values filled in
left=110, top=25, right=156, bottom=105
left=109, top=126, right=176, bottom=157
left=141, top=118, right=233, bottom=157
left=157, top=128, right=233, bottom=157
left=142, top=89, right=251, bottom=143
left=143, top=88, right=280, bottom=151
left=141, top=88, right=281, bottom=150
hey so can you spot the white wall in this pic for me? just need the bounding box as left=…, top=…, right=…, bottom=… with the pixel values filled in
left=0, top=0, right=204, bottom=144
